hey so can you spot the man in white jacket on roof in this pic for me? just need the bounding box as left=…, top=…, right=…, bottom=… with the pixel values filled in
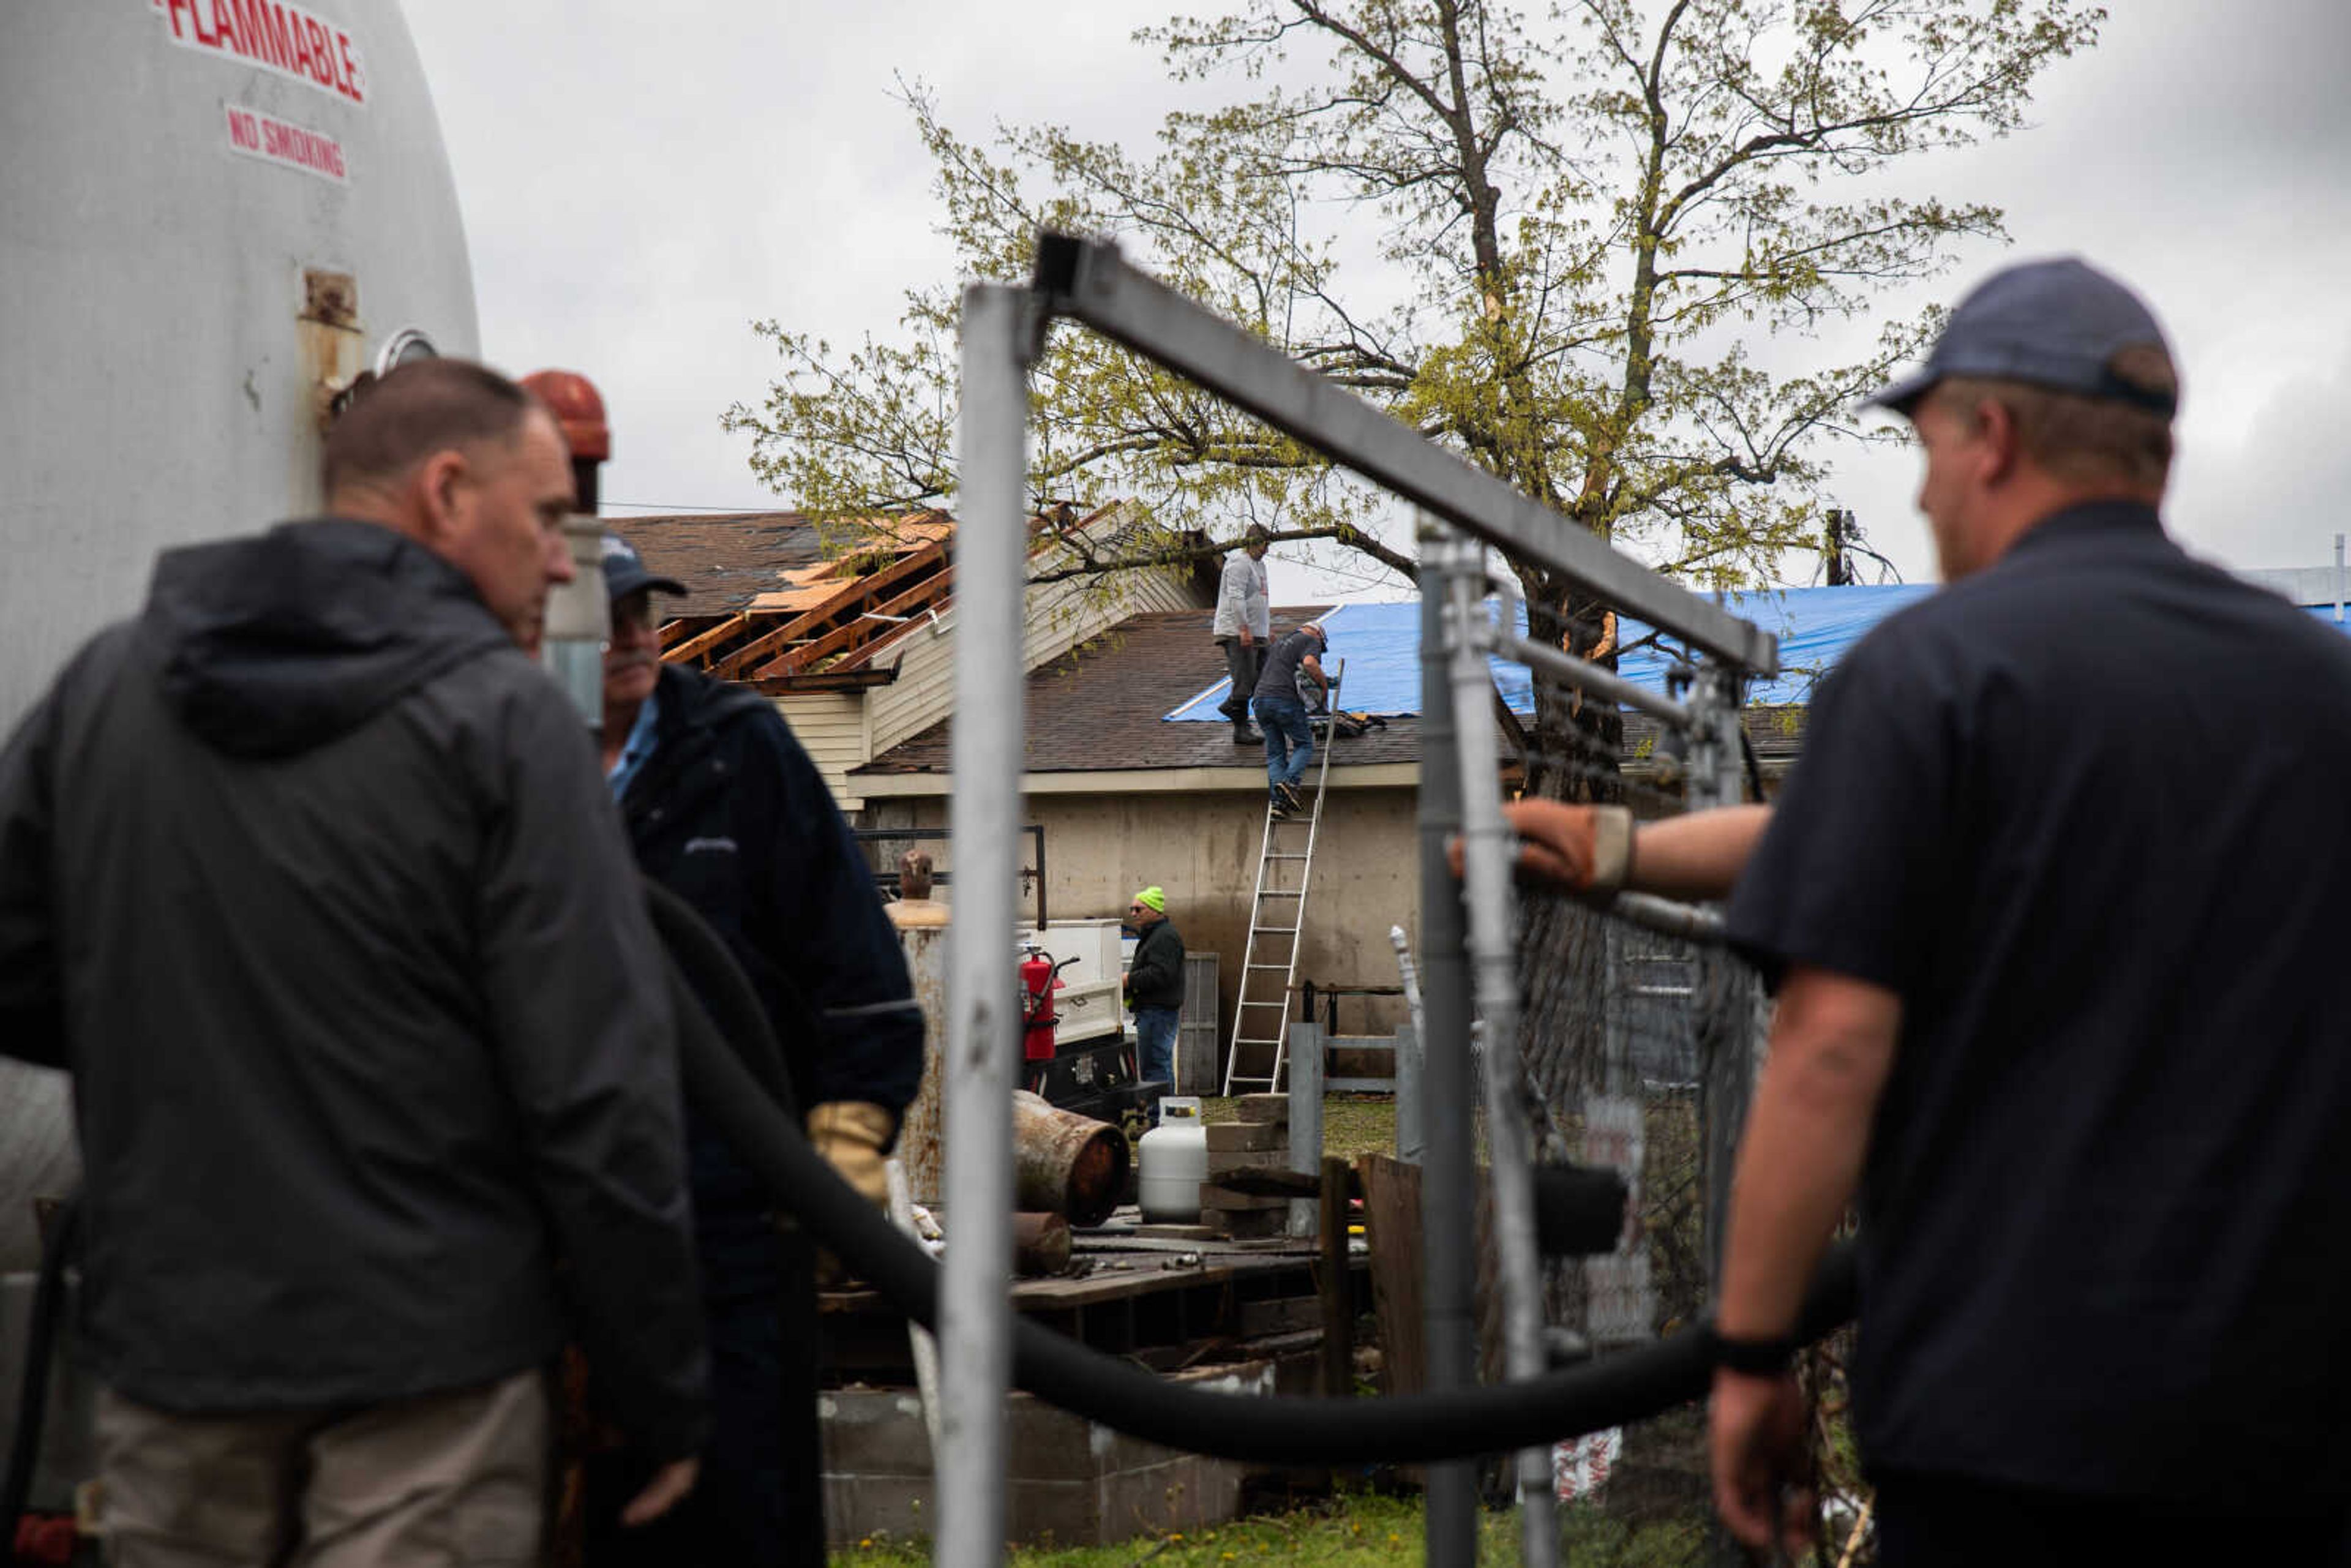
left=1211, top=525, right=1271, bottom=745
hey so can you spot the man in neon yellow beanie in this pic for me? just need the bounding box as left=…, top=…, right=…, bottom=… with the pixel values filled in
left=1123, top=885, right=1185, bottom=1093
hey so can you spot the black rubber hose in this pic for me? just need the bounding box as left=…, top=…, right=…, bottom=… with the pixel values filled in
left=667, top=963, right=1861, bottom=1464
left=637, top=878, right=827, bottom=1566
left=641, top=879, right=798, bottom=1120
left=2, top=1195, right=80, bottom=1567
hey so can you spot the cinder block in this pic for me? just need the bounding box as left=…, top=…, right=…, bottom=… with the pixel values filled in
left=1205, top=1121, right=1286, bottom=1153
left=1006, top=1476, right=1101, bottom=1544
left=1206, top=1207, right=1288, bottom=1239
left=1235, top=1093, right=1291, bottom=1125
left=1204, top=1148, right=1287, bottom=1173
left=819, top=1390, right=936, bottom=1478
left=1099, top=1455, right=1217, bottom=1538
left=1199, top=1182, right=1286, bottom=1212
left=1002, top=1394, right=1106, bottom=1480
left=823, top=1473, right=936, bottom=1546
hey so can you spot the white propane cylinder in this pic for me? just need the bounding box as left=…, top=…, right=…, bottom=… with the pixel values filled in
left=1136, top=1097, right=1209, bottom=1224
left=0, top=0, right=480, bottom=734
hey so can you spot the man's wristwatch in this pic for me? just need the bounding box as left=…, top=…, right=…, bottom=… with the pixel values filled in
left=1709, top=1327, right=1801, bottom=1376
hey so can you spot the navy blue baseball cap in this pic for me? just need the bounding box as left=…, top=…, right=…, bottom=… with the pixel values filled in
left=1864, top=257, right=2177, bottom=419
left=599, top=533, right=686, bottom=602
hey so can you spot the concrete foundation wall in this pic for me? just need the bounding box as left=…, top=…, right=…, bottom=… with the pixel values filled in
left=821, top=1361, right=1281, bottom=1547
left=868, top=779, right=1419, bottom=1079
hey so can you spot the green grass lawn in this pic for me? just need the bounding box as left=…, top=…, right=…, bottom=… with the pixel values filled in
left=1196, top=1094, right=1398, bottom=1162
left=830, top=1490, right=1707, bottom=1566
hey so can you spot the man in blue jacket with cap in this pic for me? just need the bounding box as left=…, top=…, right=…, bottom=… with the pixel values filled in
left=588, top=533, right=926, bottom=1567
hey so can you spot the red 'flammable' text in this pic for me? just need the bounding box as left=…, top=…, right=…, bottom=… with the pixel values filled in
left=156, top=0, right=367, bottom=109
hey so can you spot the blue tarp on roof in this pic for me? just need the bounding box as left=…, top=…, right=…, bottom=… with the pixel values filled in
left=1166, top=585, right=2351, bottom=721
left=1164, top=586, right=1940, bottom=719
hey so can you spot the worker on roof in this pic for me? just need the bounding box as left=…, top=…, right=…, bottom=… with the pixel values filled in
left=1251, top=619, right=1330, bottom=819
left=1211, top=523, right=1273, bottom=745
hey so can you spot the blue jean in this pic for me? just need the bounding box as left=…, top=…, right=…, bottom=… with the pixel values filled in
left=1133, top=1005, right=1180, bottom=1089
left=1254, top=692, right=1312, bottom=790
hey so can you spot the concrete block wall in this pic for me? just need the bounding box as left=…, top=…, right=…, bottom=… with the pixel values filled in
left=820, top=1361, right=1276, bottom=1547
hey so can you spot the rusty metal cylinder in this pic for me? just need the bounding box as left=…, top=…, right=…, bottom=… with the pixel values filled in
left=1010, top=1090, right=1130, bottom=1227
left=1011, top=1212, right=1072, bottom=1277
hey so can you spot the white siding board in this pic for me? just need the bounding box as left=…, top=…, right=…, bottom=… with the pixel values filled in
left=774, top=693, right=869, bottom=810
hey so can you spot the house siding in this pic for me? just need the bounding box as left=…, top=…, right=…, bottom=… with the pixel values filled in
left=866, top=535, right=1198, bottom=759
left=872, top=783, right=1418, bottom=1076
left=775, top=692, right=870, bottom=810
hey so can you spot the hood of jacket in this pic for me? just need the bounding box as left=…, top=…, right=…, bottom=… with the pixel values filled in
left=651, top=660, right=771, bottom=740
left=142, top=517, right=516, bottom=759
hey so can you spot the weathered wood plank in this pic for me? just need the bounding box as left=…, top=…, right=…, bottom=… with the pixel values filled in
left=1318, top=1155, right=1354, bottom=1399
left=1357, top=1153, right=1427, bottom=1397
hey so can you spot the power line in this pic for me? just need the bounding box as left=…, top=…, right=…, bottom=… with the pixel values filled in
left=599, top=500, right=789, bottom=513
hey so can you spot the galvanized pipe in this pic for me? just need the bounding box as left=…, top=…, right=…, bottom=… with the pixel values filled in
left=940, top=282, right=1033, bottom=1568
left=1414, top=529, right=1479, bottom=1567
left=1039, top=234, right=1776, bottom=677
left=1609, top=891, right=1728, bottom=944
left=1390, top=926, right=1426, bottom=1165
left=1690, top=662, right=1755, bottom=1303
left=1483, top=626, right=1698, bottom=730
left=1444, top=535, right=1558, bottom=1567
left=1288, top=1019, right=1323, bottom=1239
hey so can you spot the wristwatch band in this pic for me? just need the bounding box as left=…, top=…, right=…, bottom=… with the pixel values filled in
left=1710, top=1327, right=1800, bottom=1376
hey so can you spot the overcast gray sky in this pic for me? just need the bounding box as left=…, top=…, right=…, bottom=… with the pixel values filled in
left=402, top=0, right=2351, bottom=599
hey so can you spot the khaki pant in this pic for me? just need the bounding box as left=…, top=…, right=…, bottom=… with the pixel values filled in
left=95, top=1368, right=549, bottom=1568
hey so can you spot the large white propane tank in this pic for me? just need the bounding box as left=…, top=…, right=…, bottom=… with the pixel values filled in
left=1136, top=1097, right=1209, bottom=1225
left=0, top=0, right=478, bottom=1273
left=0, top=0, right=480, bottom=735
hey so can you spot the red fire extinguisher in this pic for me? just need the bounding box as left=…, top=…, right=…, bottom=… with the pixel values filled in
left=1019, top=946, right=1068, bottom=1062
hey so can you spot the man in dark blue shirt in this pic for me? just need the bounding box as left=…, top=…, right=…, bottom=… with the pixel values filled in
left=1498, top=259, right=2351, bottom=1564
left=1251, top=620, right=1329, bottom=818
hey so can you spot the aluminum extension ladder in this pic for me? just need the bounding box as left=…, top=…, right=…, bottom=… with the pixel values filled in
left=1221, top=663, right=1343, bottom=1094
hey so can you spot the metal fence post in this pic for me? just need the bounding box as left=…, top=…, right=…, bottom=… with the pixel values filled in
left=1692, top=661, right=1750, bottom=1286
left=940, top=282, right=1035, bottom=1568
left=1391, top=926, right=1427, bottom=1164
left=1447, top=534, right=1558, bottom=1567
left=1288, top=1019, right=1324, bottom=1239
left=1415, top=522, right=1479, bottom=1568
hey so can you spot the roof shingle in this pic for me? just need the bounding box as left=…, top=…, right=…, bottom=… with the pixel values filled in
left=604, top=512, right=827, bottom=613
left=855, top=606, right=1811, bottom=783
left=857, top=606, right=1439, bottom=776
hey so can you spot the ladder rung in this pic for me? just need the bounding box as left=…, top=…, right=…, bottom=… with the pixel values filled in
left=1238, top=999, right=1287, bottom=1008
left=1257, top=890, right=1303, bottom=896
left=1247, top=964, right=1289, bottom=972
left=1234, top=1037, right=1284, bottom=1047
left=1267, top=853, right=1308, bottom=860
left=1255, top=926, right=1299, bottom=934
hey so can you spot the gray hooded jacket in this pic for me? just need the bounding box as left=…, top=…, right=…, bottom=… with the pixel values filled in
left=0, top=519, right=707, bottom=1459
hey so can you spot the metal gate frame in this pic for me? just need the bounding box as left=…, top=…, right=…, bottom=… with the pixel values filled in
left=942, top=232, right=1780, bottom=1568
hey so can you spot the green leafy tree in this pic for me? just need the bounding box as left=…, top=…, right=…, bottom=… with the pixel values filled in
left=726, top=0, right=2101, bottom=793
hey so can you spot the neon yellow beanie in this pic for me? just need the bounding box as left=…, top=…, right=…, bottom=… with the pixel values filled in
left=1133, top=885, right=1166, bottom=913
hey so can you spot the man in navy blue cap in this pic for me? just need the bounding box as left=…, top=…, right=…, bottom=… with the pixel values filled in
left=1498, top=258, right=2351, bottom=1562
left=587, top=532, right=926, bottom=1568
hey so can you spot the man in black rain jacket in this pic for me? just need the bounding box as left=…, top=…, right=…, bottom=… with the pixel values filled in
left=0, top=361, right=707, bottom=1566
